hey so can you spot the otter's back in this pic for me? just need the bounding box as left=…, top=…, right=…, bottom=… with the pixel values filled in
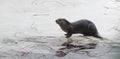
left=71, top=19, right=98, bottom=34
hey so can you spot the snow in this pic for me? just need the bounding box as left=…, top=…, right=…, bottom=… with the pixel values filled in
left=0, top=0, right=120, bottom=59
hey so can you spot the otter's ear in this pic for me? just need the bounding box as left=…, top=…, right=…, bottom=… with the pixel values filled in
left=63, top=19, right=70, bottom=24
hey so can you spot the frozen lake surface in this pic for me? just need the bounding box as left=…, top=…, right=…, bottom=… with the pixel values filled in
left=0, top=0, right=120, bottom=59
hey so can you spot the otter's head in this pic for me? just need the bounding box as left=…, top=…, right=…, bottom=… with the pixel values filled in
left=56, top=18, right=71, bottom=32
left=56, top=18, right=70, bottom=26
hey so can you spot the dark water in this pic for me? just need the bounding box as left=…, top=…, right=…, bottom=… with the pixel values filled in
left=111, top=45, right=120, bottom=59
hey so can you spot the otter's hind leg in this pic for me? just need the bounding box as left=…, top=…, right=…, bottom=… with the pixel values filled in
left=88, top=23, right=103, bottom=39
left=88, top=23, right=98, bottom=36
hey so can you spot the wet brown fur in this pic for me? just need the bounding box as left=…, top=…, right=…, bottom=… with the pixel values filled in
left=56, top=18, right=102, bottom=38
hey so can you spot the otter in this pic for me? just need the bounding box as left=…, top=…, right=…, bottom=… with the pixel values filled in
left=56, top=18, right=102, bottom=38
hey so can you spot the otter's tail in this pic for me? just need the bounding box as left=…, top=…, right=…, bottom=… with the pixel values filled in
left=94, top=34, right=103, bottom=39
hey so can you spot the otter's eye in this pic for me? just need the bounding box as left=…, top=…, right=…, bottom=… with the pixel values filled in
left=58, top=19, right=61, bottom=21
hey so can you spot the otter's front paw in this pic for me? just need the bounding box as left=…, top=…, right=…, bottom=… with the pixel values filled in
left=66, top=36, right=70, bottom=38
left=65, top=34, right=67, bottom=35
left=65, top=34, right=71, bottom=38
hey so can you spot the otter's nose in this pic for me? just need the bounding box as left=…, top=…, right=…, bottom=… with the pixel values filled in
left=55, top=20, right=58, bottom=23
left=56, top=20, right=60, bottom=24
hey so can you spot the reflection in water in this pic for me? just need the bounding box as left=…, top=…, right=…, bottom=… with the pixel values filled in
left=112, top=24, right=120, bottom=59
